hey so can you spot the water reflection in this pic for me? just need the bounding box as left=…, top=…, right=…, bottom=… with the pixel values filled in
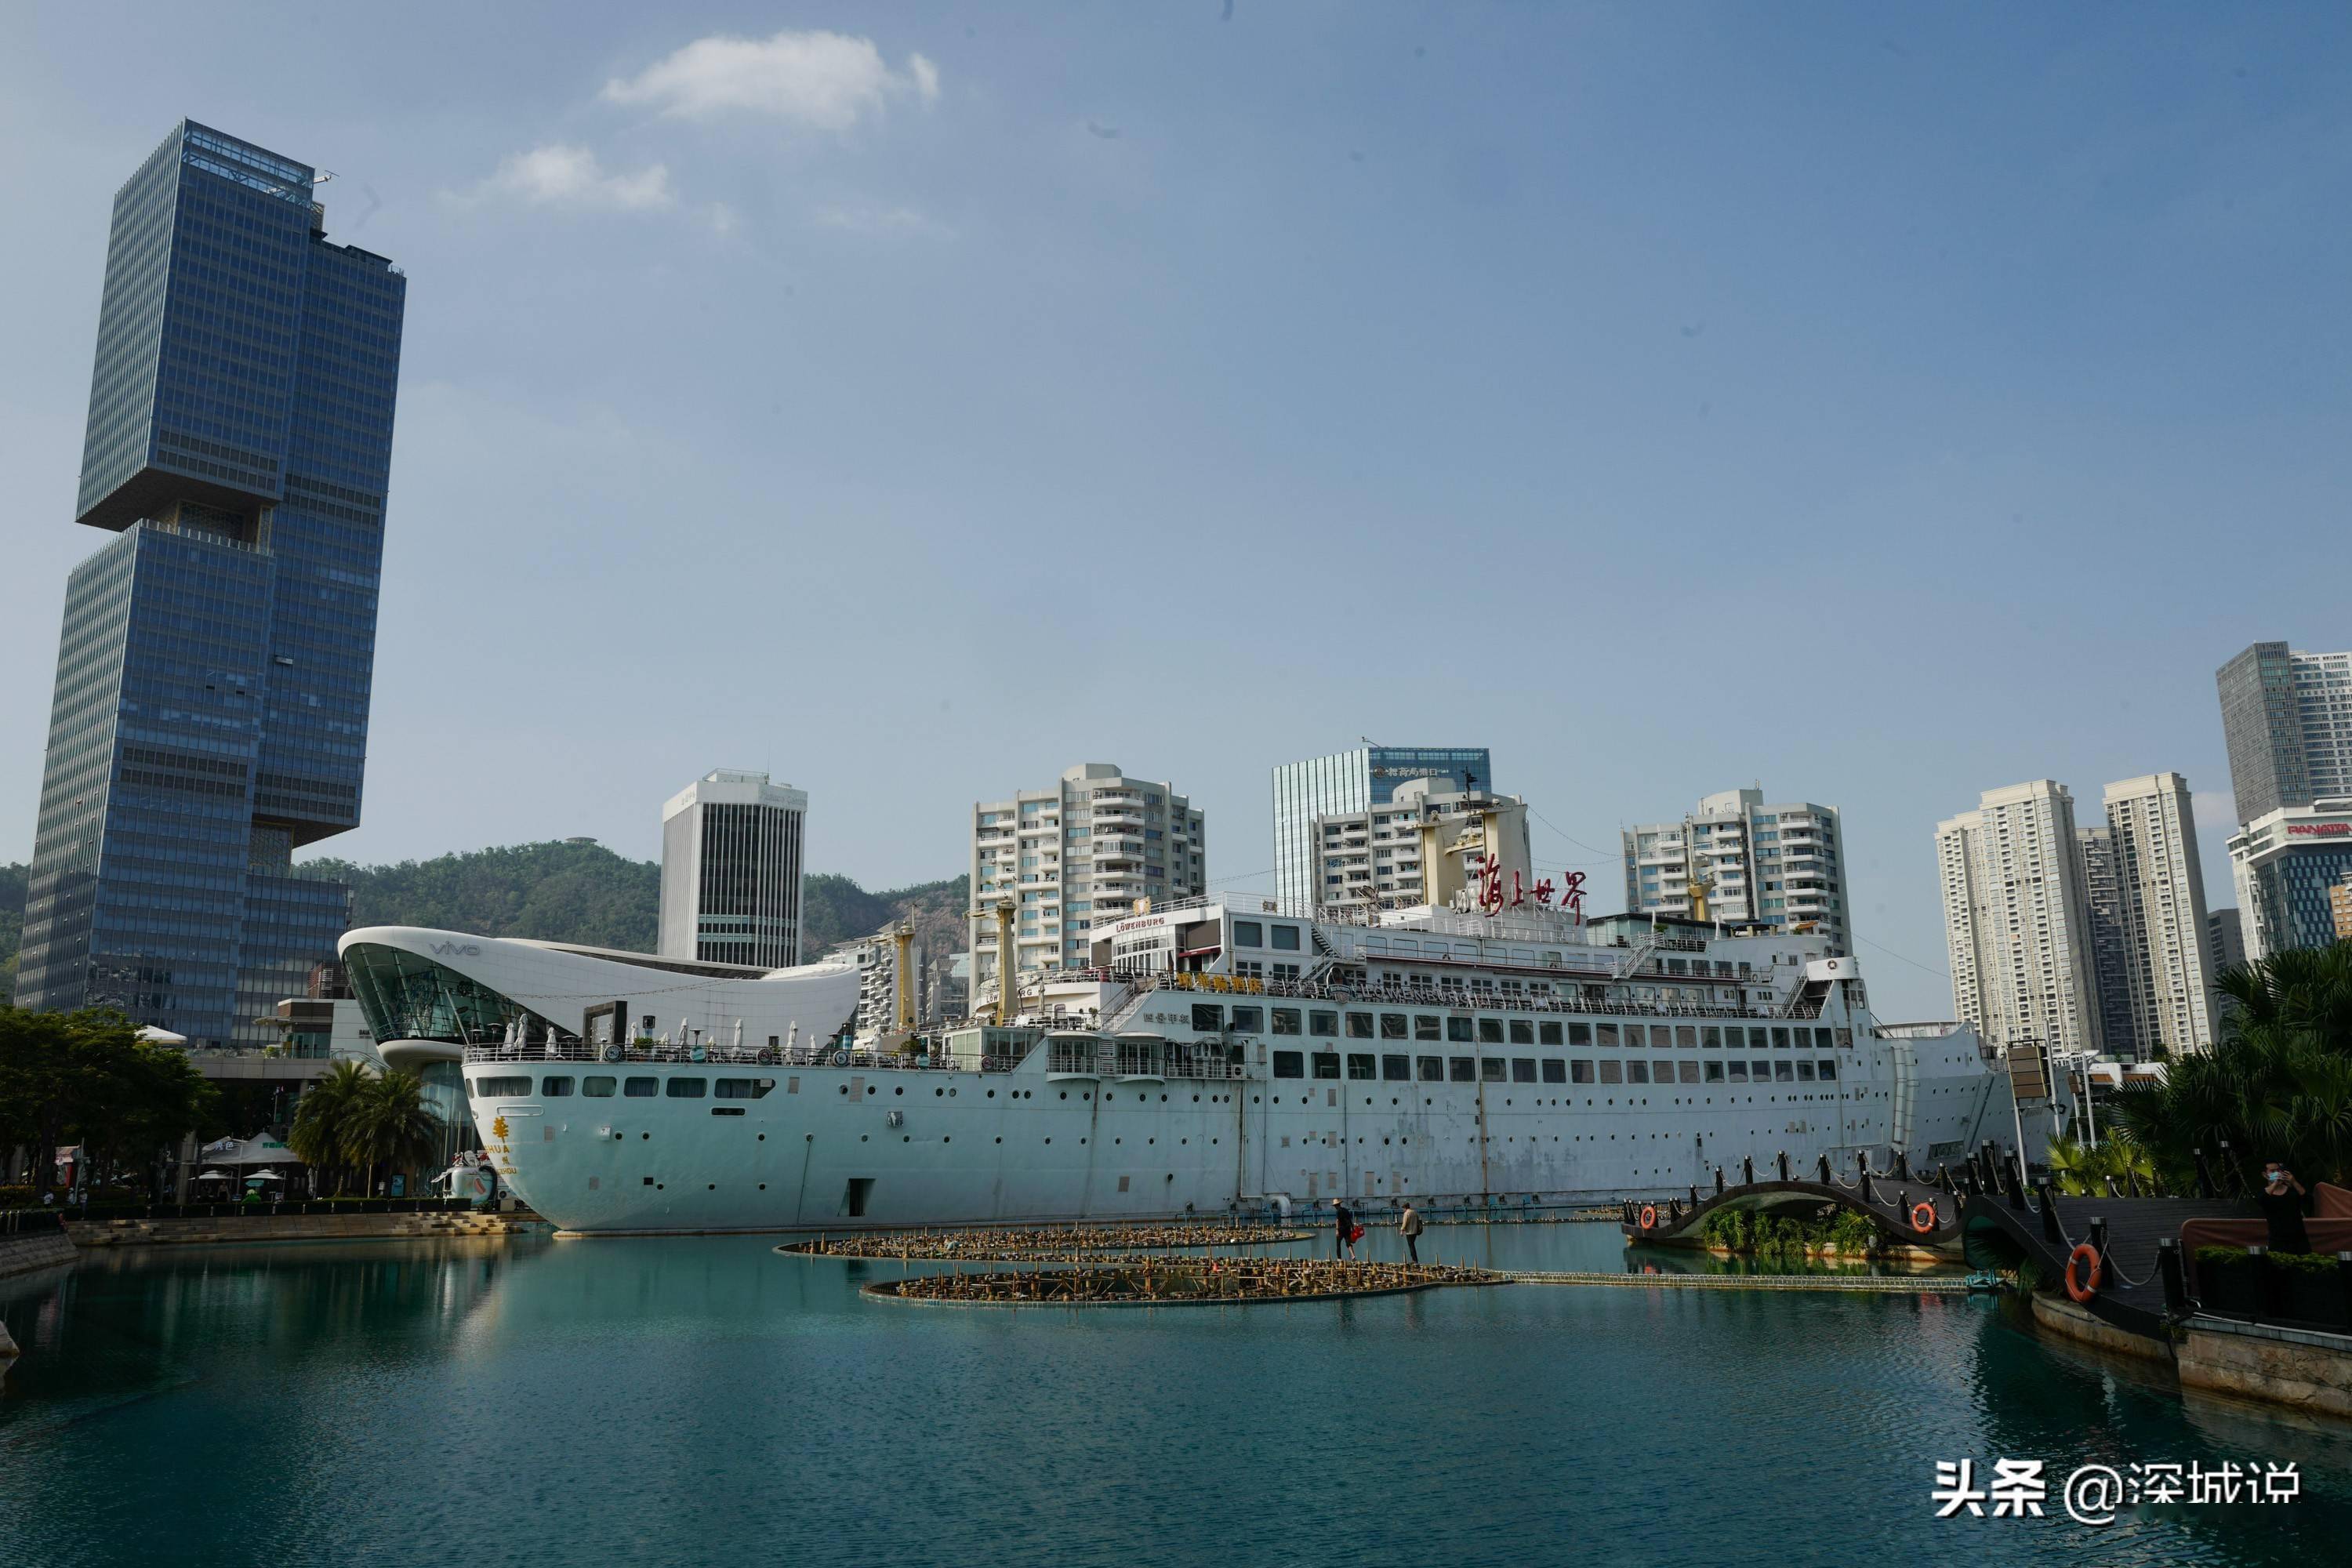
left=2, top=1231, right=2347, bottom=1567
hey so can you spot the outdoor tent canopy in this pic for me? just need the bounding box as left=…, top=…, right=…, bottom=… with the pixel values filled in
left=199, top=1134, right=300, bottom=1167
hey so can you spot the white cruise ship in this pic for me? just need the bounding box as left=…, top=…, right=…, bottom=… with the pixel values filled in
left=340, top=902, right=2045, bottom=1236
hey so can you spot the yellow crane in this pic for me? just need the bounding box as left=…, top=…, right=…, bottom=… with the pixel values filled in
left=969, top=898, right=1018, bottom=1023
left=891, top=920, right=916, bottom=1035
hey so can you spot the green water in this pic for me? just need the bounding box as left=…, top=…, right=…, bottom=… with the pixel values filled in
left=2, top=1224, right=2346, bottom=1566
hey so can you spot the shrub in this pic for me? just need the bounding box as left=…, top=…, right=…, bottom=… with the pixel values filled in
left=1829, top=1210, right=1878, bottom=1254
left=2268, top=1250, right=2343, bottom=1277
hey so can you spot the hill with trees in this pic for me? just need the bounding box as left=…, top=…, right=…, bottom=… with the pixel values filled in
left=304, top=840, right=666, bottom=951
left=0, top=861, right=24, bottom=1002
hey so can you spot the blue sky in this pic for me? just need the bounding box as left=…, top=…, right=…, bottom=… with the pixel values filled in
left=2, top=4, right=2347, bottom=1018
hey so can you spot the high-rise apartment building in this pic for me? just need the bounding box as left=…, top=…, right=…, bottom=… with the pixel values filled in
left=15, top=122, right=406, bottom=1047
left=1623, top=789, right=1852, bottom=953
left=1312, top=782, right=1532, bottom=920
left=1272, top=746, right=1490, bottom=912
left=2216, top=643, right=2352, bottom=825
left=970, top=764, right=1206, bottom=989
left=2077, top=826, right=2137, bottom=1057
left=2100, top=773, right=2216, bottom=1056
left=2228, top=800, right=2352, bottom=962
left=659, top=771, right=808, bottom=969
left=1935, top=781, right=2100, bottom=1055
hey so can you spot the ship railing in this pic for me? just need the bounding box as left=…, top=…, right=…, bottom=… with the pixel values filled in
left=1154, top=979, right=1801, bottom=1023
left=461, top=1040, right=1012, bottom=1073
left=1154, top=971, right=1791, bottom=1017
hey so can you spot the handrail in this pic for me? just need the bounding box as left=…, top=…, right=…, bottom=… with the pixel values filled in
left=463, top=1041, right=987, bottom=1073
left=1123, top=971, right=1816, bottom=1022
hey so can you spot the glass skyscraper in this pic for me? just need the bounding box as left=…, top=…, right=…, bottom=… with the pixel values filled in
left=15, top=121, right=406, bottom=1048
left=1270, top=746, right=1492, bottom=913
left=2216, top=641, right=2352, bottom=826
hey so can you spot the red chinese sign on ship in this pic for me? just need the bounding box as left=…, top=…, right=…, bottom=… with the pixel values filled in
left=1476, top=862, right=1585, bottom=924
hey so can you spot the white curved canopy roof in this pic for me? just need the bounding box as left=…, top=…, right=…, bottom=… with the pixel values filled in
left=338, top=926, right=863, bottom=1046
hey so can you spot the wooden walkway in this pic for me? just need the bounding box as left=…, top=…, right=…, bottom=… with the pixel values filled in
left=1959, top=1188, right=2249, bottom=1338
left=1504, top=1269, right=1971, bottom=1293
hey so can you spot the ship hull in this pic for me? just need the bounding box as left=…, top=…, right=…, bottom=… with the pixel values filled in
left=478, top=1038, right=2030, bottom=1235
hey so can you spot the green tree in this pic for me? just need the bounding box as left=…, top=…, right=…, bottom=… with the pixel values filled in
left=288, top=1059, right=374, bottom=1196
left=0, top=1006, right=213, bottom=1199
left=2110, top=942, right=2352, bottom=1190
left=343, top=1070, right=439, bottom=1196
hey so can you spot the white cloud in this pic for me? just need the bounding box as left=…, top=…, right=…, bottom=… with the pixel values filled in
left=810, top=203, right=953, bottom=239
left=467, top=143, right=674, bottom=210
left=603, top=29, right=940, bottom=129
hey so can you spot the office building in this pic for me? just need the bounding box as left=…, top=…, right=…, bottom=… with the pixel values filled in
left=1272, top=746, right=1491, bottom=912
left=1935, top=781, right=2101, bottom=1055
left=1624, top=789, right=1852, bottom=953
left=2207, top=907, right=2246, bottom=978
left=15, top=122, right=406, bottom=1048
left=2216, top=643, right=2352, bottom=825
left=2078, top=827, right=2137, bottom=1057
left=2100, top=773, right=2216, bottom=1056
left=2228, top=800, right=2352, bottom=962
left=970, top=764, right=1206, bottom=990
left=660, top=770, right=808, bottom=969
left=2207, top=907, right=2246, bottom=1029
left=1312, top=781, right=1532, bottom=920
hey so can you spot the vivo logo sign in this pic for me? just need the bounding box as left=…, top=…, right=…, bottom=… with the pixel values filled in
left=431, top=942, right=482, bottom=957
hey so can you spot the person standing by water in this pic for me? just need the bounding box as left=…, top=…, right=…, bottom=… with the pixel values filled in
left=1332, top=1197, right=1356, bottom=1261
left=2258, top=1161, right=2310, bottom=1254
left=1399, top=1200, right=1424, bottom=1264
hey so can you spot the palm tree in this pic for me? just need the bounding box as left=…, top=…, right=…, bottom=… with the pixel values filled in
left=2045, top=1132, right=2160, bottom=1196
left=2111, top=941, right=2352, bottom=1190
left=344, top=1071, right=440, bottom=1198
left=289, top=1060, right=372, bottom=1196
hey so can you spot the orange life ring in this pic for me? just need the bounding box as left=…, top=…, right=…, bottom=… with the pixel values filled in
left=1639, top=1204, right=1658, bottom=1230
left=1910, top=1201, right=1936, bottom=1234
left=2064, top=1243, right=2102, bottom=1303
